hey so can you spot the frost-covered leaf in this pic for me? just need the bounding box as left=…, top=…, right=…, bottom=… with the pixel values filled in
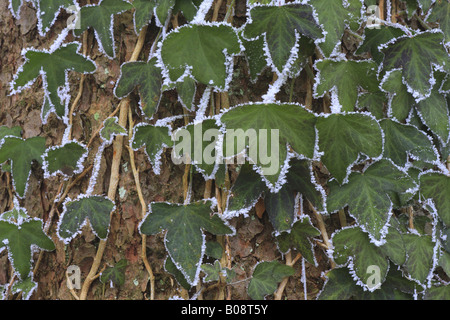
left=115, top=57, right=163, bottom=118
left=34, top=0, right=75, bottom=35
left=10, top=42, right=96, bottom=123
left=380, top=30, right=449, bottom=101
left=241, top=34, right=267, bottom=82
left=43, top=141, right=88, bottom=179
left=139, top=200, right=234, bottom=285
left=201, top=260, right=222, bottom=282
left=160, top=23, right=241, bottom=90
left=317, top=267, right=362, bottom=300
left=100, top=259, right=127, bottom=287
left=356, top=91, right=387, bottom=119
left=131, top=123, right=172, bottom=175
left=276, top=216, right=320, bottom=264
left=11, top=276, right=38, bottom=300
left=419, top=172, right=450, bottom=226
left=132, top=0, right=156, bottom=33
left=379, top=224, right=407, bottom=266
left=418, top=0, right=435, bottom=13
left=176, top=75, right=196, bottom=111
left=309, top=0, right=359, bottom=57
left=9, top=0, right=26, bottom=18
left=327, top=160, right=417, bottom=243
left=165, top=256, right=191, bottom=290
left=100, top=117, right=126, bottom=143
left=264, top=184, right=296, bottom=233
left=57, top=195, right=116, bottom=242
left=74, top=0, right=133, bottom=59
left=424, top=285, right=450, bottom=300
left=314, top=59, right=379, bottom=112
left=219, top=102, right=317, bottom=192
left=243, top=3, right=323, bottom=74
left=316, top=113, right=382, bottom=184
left=0, top=218, right=55, bottom=280
left=0, top=136, right=46, bottom=198
left=0, top=206, right=29, bottom=223
left=247, top=260, right=295, bottom=300
left=173, top=0, right=201, bottom=21
left=154, top=0, right=175, bottom=26
left=380, top=119, right=438, bottom=167
left=403, top=233, right=436, bottom=284
left=0, top=126, right=21, bottom=140
left=427, top=0, right=450, bottom=46
left=356, top=26, right=406, bottom=64
left=331, top=226, right=389, bottom=290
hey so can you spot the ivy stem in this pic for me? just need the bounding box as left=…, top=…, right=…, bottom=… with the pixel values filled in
left=79, top=25, right=148, bottom=300
left=308, top=200, right=335, bottom=268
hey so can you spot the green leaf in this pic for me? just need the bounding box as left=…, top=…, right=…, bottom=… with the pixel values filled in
left=9, top=0, right=25, bottom=18
left=74, top=0, right=133, bottom=59
left=424, top=285, right=450, bottom=300
left=164, top=257, right=191, bottom=290
left=380, top=30, right=450, bottom=101
left=11, top=276, right=38, bottom=300
left=356, top=26, right=406, bottom=64
left=160, top=23, right=241, bottom=90
left=240, top=34, right=267, bottom=82
left=314, top=59, right=379, bottom=112
left=379, top=224, right=407, bottom=266
left=0, top=206, right=30, bottom=223
left=418, top=0, right=434, bottom=12
left=309, top=0, right=357, bottom=57
left=247, top=261, right=294, bottom=300
left=380, top=119, right=438, bottom=167
left=201, top=260, right=222, bottom=283
left=173, top=0, right=201, bottom=21
left=175, top=75, right=197, bottom=111
left=139, top=200, right=234, bottom=285
left=34, top=0, right=75, bottom=35
left=317, top=267, right=362, bottom=300
left=100, top=117, right=126, bottom=143
left=356, top=91, right=387, bottom=119
left=243, top=3, right=323, bottom=74
left=220, top=102, right=317, bottom=191
left=0, top=126, right=22, bottom=140
left=264, top=184, right=296, bottom=233
left=316, top=113, right=383, bottom=184
left=0, top=136, right=46, bottom=198
left=427, top=0, right=450, bottom=46
left=132, top=0, right=156, bottom=34
left=205, top=240, right=223, bottom=260
left=10, top=42, right=96, bottom=122
left=57, top=195, right=116, bottom=242
left=419, top=172, right=450, bottom=226
left=43, top=141, right=88, bottom=179
left=0, top=218, right=55, bottom=279
left=131, top=123, right=172, bottom=175
left=276, top=216, right=320, bottom=264
left=115, top=58, right=163, bottom=118
left=100, top=259, right=127, bottom=287
left=154, top=0, right=176, bottom=26
left=331, top=226, right=389, bottom=290
left=403, top=233, right=436, bottom=284
left=327, top=160, right=417, bottom=243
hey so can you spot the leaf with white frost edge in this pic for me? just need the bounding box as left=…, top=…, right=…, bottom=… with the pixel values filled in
left=34, top=0, right=75, bottom=36
left=327, top=159, right=418, bottom=244
left=427, top=0, right=450, bottom=46
left=242, top=2, right=323, bottom=74
left=132, top=0, right=156, bottom=34
left=57, top=195, right=116, bottom=243
left=100, top=117, right=126, bottom=144
left=331, top=226, right=389, bottom=291
left=403, top=232, right=437, bottom=285
left=100, top=259, right=127, bottom=287
left=0, top=136, right=46, bottom=198
left=131, top=122, right=173, bottom=175
left=316, top=112, right=383, bottom=184
left=10, top=42, right=96, bottom=124
left=9, top=0, right=27, bottom=18
left=11, top=276, right=38, bottom=300
left=139, top=200, right=234, bottom=286
left=114, top=57, right=163, bottom=119
left=42, top=141, right=88, bottom=179
left=0, top=126, right=22, bottom=141
left=73, top=0, right=133, bottom=59
left=159, top=22, right=242, bottom=91
left=317, top=267, right=362, bottom=300
left=419, top=172, right=450, bottom=227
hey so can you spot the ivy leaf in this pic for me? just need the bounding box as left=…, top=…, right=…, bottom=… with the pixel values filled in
left=100, top=259, right=127, bottom=287
left=243, top=3, right=323, bottom=74
left=247, top=260, right=295, bottom=300
left=10, top=42, right=96, bottom=123
left=419, top=172, right=450, bottom=226
left=380, top=224, right=407, bottom=266
left=160, top=23, right=241, bottom=91
left=0, top=136, right=46, bottom=198
left=9, top=0, right=26, bottom=18
left=331, top=226, right=389, bottom=290
left=425, top=285, right=450, bottom=300
left=100, top=117, right=126, bottom=144
left=139, top=200, right=234, bottom=285
left=264, top=185, right=296, bottom=233
left=219, top=102, right=317, bottom=192
left=427, top=0, right=450, bottom=46
left=74, top=0, right=133, bottom=59
left=403, top=233, right=436, bottom=284
left=115, top=57, right=163, bottom=119
left=173, top=0, right=201, bottom=21
left=0, top=218, right=55, bottom=280
left=165, top=256, right=191, bottom=290
left=201, top=260, right=223, bottom=283
left=314, top=59, right=379, bottom=112
left=327, top=160, right=417, bottom=243
left=34, top=0, right=75, bottom=35
left=379, top=119, right=438, bottom=168
left=316, top=113, right=383, bottom=184
left=0, top=126, right=22, bottom=140
left=154, top=0, right=175, bottom=26
left=132, top=0, right=156, bottom=34
left=276, top=216, right=321, bottom=265
left=418, top=0, right=434, bottom=13
left=11, top=276, right=38, bottom=300
left=380, top=30, right=449, bottom=101
left=241, top=34, right=267, bottom=82
left=356, top=26, right=406, bottom=64
left=57, top=195, right=116, bottom=243
left=43, top=141, right=88, bottom=179
left=317, top=267, right=362, bottom=300
left=131, top=123, right=172, bottom=175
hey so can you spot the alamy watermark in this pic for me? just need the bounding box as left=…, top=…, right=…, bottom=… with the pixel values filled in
left=66, top=5, right=81, bottom=30
left=171, top=124, right=280, bottom=176
left=66, top=265, right=81, bottom=290
left=366, top=265, right=381, bottom=290
left=366, top=5, right=382, bottom=29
